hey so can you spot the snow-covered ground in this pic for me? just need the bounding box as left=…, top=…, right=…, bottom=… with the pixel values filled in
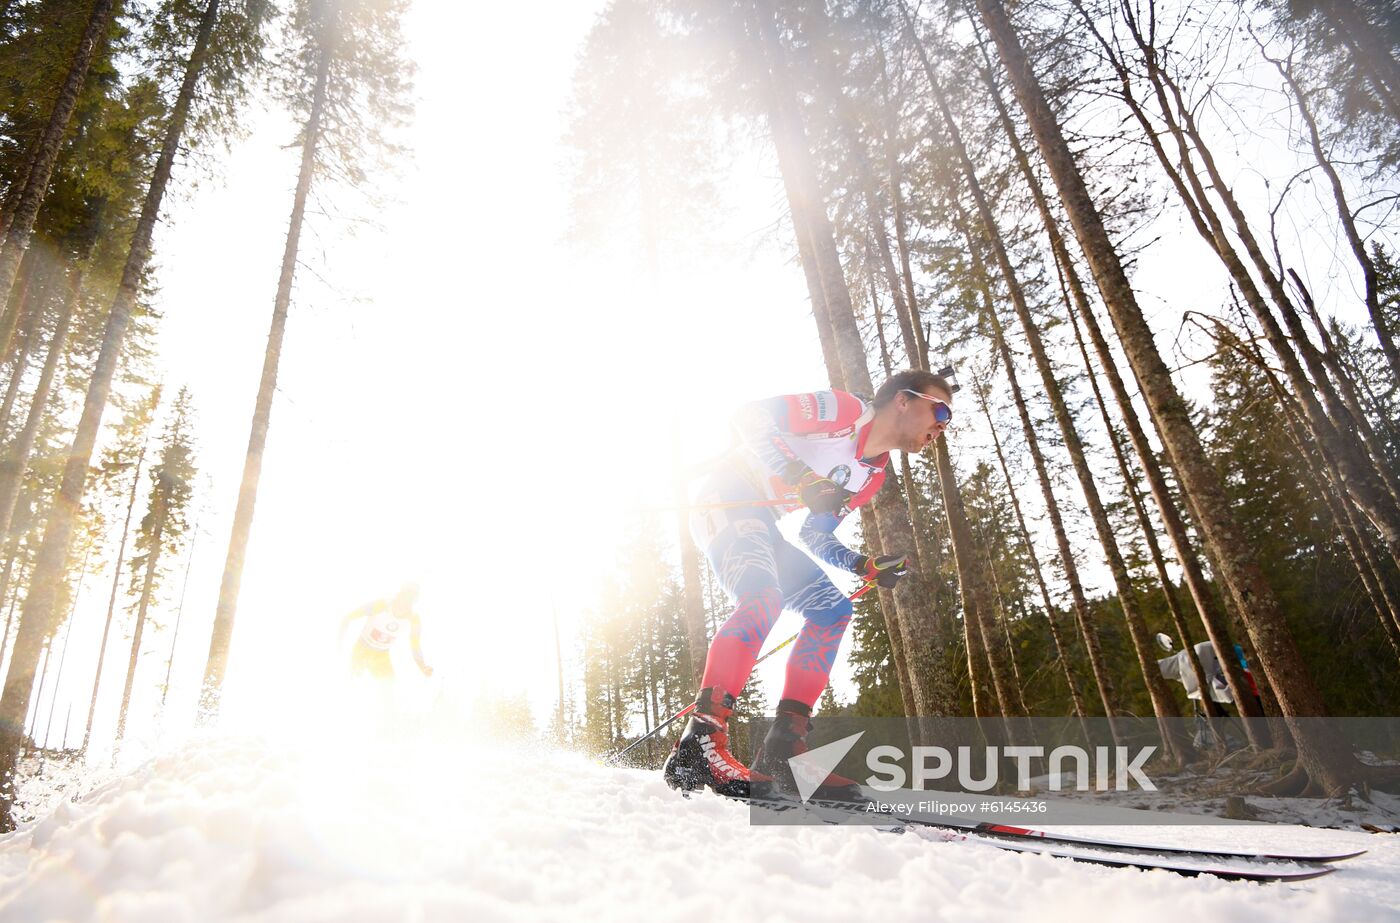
left=1, top=709, right=1397, bottom=922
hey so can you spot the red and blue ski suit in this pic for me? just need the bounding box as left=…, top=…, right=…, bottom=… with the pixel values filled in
left=692, top=389, right=888, bottom=708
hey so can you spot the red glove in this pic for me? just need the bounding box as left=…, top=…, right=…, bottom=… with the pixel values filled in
left=857, top=553, right=910, bottom=588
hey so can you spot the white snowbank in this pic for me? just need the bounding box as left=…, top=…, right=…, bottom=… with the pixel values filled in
left=0, top=721, right=1395, bottom=922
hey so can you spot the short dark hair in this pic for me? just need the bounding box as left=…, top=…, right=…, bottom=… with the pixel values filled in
left=873, top=369, right=953, bottom=408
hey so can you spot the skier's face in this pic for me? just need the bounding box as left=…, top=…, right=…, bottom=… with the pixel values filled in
left=897, top=387, right=952, bottom=452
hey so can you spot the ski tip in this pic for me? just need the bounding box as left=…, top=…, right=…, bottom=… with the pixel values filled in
left=1237, top=865, right=1338, bottom=883
left=1148, top=863, right=1338, bottom=883
left=1263, top=848, right=1367, bottom=864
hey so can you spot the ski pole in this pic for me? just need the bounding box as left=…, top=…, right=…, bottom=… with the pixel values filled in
left=604, top=633, right=799, bottom=766
left=604, top=581, right=881, bottom=765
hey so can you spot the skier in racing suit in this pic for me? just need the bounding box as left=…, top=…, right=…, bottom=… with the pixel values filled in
left=341, top=582, right=434, bottom=681
left=663, top=369, right=953, bottom=800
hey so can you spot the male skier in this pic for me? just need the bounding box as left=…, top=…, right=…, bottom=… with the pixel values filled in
left=341, top=582, right=434, bottom=681
left=663, top=369, right=953, bottom=799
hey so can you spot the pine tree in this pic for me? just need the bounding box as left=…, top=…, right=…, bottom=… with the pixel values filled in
left=114, top=388, right=196, bottom=745
left=0, top=0, right=268, bottom=827
left=1259, top=0, right=1400, bottom=169
left=203, top=0, right=413, bottom=711
left=83, top=383, right=161, bottom=751
left=0, top=0, right=117, bottom=314
left=972, top=0, right=1368, bottom=794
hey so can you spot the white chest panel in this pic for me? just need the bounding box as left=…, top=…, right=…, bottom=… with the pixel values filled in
left=358, top=608, right=402, bottom=651
left=786, top=431, right=882, bottom=496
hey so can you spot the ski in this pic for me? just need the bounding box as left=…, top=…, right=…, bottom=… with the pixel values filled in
left=931, top=818, right=1366, bottom=866
left=906, top=826, right=1338, bottom=883
left=767, top=793, right=1363, bottom=865
left=728, top=793, right=1353, bottom=881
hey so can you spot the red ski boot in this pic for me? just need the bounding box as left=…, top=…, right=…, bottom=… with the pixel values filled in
left=662, top=688, right=765, bottom=798
left=752, top=699, right=864, bottom=802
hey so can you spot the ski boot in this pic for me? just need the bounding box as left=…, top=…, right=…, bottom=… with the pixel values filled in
left=752, top=699, right=864, bottom=803
left=662, top=687, right=762, bottom=798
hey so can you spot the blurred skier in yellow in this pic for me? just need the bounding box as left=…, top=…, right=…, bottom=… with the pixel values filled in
left=340, top=582, right=434, bottom=680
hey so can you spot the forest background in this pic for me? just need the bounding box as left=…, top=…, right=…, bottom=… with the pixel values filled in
left=0, top=0, right=1396, bottom=829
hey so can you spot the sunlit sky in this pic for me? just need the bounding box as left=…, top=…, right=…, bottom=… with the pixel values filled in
left=23, top=1, right=1394, bottom=756
left=66, top=0, right=836, bottom=748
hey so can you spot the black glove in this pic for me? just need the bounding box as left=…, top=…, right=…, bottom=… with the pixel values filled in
left=857, top=553, right=910, bottom=589
left=794, top=468, right=851, bottom=515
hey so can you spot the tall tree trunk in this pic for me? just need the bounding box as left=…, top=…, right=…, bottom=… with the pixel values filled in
left=874, top=43, right=931, bottom=367
left=0, top=543, right=17, bottom=643
left=905, top=14, right=1186, bottom=756
left=749, top=0, right=954, bottom=715
left=0, top=269, right=80, bottom=545
left=956, top=542, right=994, bottom=719
left=948, top=448, right=1025, bottom=721
left=1301, top=423, right=1400, bottom=658
left=873, top=75, right=976, bottom=720
left=968, top=25, right=1263, bottom=730
left=785, top=146, right=917, bottom=711
left=967, top=233, right=1121, bottom=739
left=0, top=259, right=49, bottom=436
left=970, top=500, right=1027, bottom=712
left=1101, top=5, right=1400, bottom=551
left=0, top=250, right=38, bottom=398
left=1273, top=57, right=1400, bottom=383
left=974, top=374, right=1091, bottom=730
left=0, top=0, right=116, bottom=322
left=670, top=429, right=708, bottom=688
left=860, top=509, right=916, bottom=716
left=840, top=71, right=1006, bottom=721
left=0, top=559, right=26, bottom=669
left=1226, top=320, right=1400, bottom=656
left=161, top=506, right=200, bottom=709
left=973, top=0, right=1361, bottom=792
left=1060, top=274, right=1222, bottom=717
left=552, top=607, right=565, bottom=738
left=42, top=544, right=89, bottom=749
left=26, top=642, right=50, bottom=740
left=795, top=213, right=845, bottom=389
left=868, top=295, right=923, bottom=718
left=1051, top=247, right=1265, bottom=727
left=0, top=137, right=39, bottom=241
left=868, top=260, right=945, bottom=625
left=83, top=436, right=147, bottom=751
left=887, top=325, right=990, bottom=722
left=203, top=34, right=328, bottom=710
left=642, top=616, right=657, bottom=763
left=793, top=20, right=920, bottom=373
left=42, top=624, right=71, bottom=749
left=810, top=60, right=918, bottom=369
left=0, top=0, right=222, bottom=825
left=1290, top=270, right=1400, bottom=509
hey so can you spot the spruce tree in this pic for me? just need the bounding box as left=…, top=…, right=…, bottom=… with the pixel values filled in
left=203, top=0, right=413, bottom=711
left=115, top=387, right=196, bottom=745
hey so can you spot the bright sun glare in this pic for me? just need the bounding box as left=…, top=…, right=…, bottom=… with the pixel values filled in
left=90, top=0, right=837, bottom=748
